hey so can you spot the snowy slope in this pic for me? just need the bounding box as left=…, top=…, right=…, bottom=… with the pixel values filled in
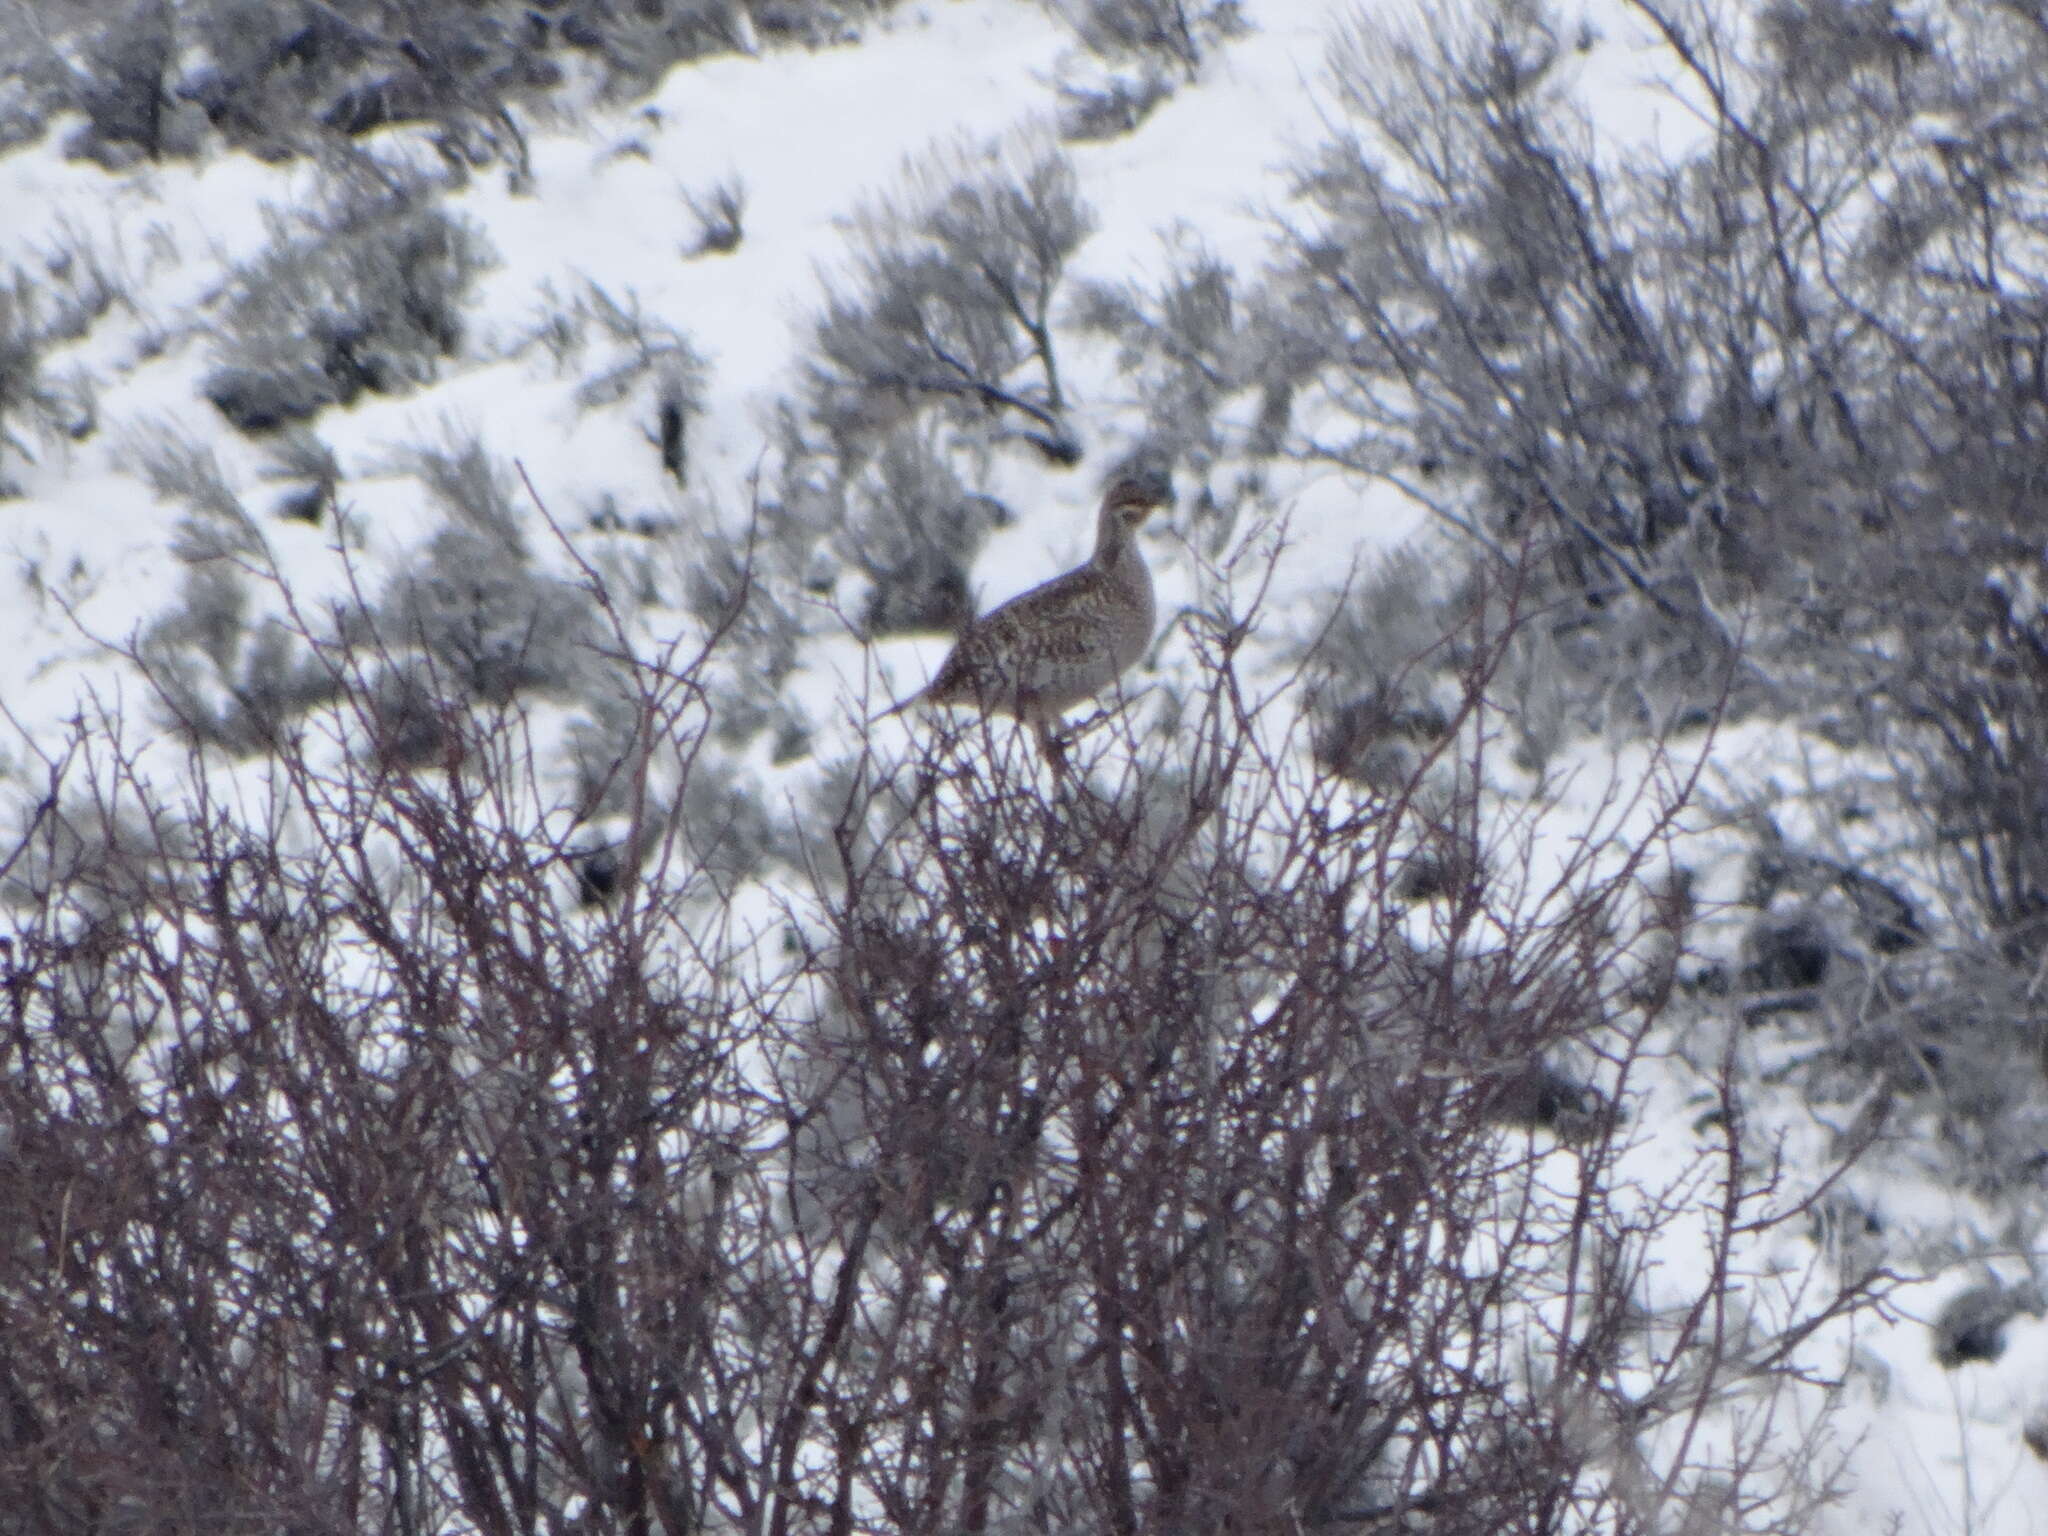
left=3, top=1, right=2046, bottom=1530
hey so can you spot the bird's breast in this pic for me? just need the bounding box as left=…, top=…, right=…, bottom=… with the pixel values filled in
left=1110, top=561, right=1156, bottom=672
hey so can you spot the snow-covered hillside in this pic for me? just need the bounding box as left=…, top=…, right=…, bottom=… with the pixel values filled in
left=4, top=1, right=2047, bottom=1531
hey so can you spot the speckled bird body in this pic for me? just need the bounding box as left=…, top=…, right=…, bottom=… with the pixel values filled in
left=917, top=471, right=1171, bottom=736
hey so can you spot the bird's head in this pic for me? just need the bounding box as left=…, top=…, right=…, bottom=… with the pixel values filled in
left=1101, top=466, right=1177, bottom=535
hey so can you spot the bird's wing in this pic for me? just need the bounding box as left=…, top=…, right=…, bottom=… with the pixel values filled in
left=974, top=572, right=1106, bottom=664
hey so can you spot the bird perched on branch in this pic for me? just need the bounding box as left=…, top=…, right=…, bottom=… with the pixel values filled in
left=875, top=468, right=1175, bottom=769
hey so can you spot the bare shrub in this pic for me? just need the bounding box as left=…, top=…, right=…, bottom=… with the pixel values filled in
left=0, top=639, right=738, bottom=1531
left=683, top=175, right=748, bottom=256
left=135, top=431, right=265, bottom=559
left=204, top=160, right=494, bottom=433
left=1270, top=0, right=1771, bottom=732
left=1271, top=0, right=2047, bottom=745
left=260, top=429, right=343, bottom=524
left=1055, top=0, right=1248, bottom=82
left=127, top=428, right=603, bottom=759
left=570, top=0, right=893, bottom=94
left=0, top=0, right=910, bottom=170
left=569, top=283, right=708, bottom=486
left=661, top=483, right=810, bottom=750
left=1304, top=545, right=1461, bottom=790
left=0, top=235, right=113, bottom=489
left=1597, top=0, right=2048, bottom=1177
left=1072, top=246, right=1287, bottom=474
left=1056, top=69, right=1173, bottom=142
left=1932, top=1281, right=2036, bottom=1369
left=1238, top=0, right=2048, bottom=1211
left=89, top=0, right=551, bottom=162
left=0, top=272, right=45, bottom=495
left=140, top=603, right=344, bottom=760
left=372, top=435, right=599, bottom=706
left=829, top=425, right=1012, bottom=639
left=58, top=0, right=202, bottom=166
left=807, top=138, right=1093, bottom=467
left=0, top=525, right=1882, bottom=1533
left=184, top=1, right=524, bottom=157
left=123, top=431, right=338, bottom=754
left=565, top=0, right=755, bottom=94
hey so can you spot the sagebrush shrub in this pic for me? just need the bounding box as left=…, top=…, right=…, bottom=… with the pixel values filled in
left=807, top=139, right=1093, bottom=467
left=1057, top=0, right=1247, bottom=81
left=1, top=0, right=909, bottom=167
left=571, top=283, right=708, bottom=486
left=204, top=168, right=493, bottom=433
left=833, top=426, right=1009, bottom=638
left=0, top=273, right=43, bottom=494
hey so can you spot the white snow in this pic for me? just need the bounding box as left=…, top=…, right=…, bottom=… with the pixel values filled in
left=4, top=1, right=2046, bottom=1529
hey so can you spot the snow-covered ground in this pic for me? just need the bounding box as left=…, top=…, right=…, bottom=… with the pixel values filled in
left=4, top=1, right=2046, bottom=1530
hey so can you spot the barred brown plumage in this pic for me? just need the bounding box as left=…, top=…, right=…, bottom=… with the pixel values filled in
left=874, top=468, right=1175, bottom=770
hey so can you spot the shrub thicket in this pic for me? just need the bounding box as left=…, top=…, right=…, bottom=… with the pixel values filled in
left=1013, top=0, right=2048, bottom=1205
left=204, top=163, right=493, bottom=434
left=0, top=0, right=900, bottom=166
left=0, top=535, right=1880, bottom=1533
left=128, top=429, right=605, bottom=760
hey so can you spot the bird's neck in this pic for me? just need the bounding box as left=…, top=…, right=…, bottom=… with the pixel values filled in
left=1093, top=519, right=1138, bottom=573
